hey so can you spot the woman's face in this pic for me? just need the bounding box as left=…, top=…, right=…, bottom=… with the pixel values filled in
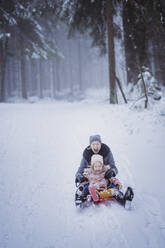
left=91, top=141, right=101, bottom=154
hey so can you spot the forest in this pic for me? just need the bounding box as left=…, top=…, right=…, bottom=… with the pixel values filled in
left=0, top=0, right=165, bottom=104
left=1, top=2, right=165, bottom=247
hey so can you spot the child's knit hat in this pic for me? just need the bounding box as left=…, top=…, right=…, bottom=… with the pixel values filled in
left=91, top=154, right=103, bottom=165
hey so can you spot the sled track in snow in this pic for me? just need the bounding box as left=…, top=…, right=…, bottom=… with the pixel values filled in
left=0, top=103, right=165, bottom=248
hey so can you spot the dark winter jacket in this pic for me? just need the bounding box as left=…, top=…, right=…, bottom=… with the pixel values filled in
left=76, top=143, right=118, bottom=179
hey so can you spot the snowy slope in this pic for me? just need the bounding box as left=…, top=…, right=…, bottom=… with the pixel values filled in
left=0, top=94, right=165, bottom=248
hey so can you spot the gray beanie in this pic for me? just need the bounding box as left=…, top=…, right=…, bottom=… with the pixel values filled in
left=89, top=135, right=102, bottom=145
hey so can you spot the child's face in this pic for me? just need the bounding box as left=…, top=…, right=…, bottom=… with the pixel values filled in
left=93, top=161, right=103, bottom=172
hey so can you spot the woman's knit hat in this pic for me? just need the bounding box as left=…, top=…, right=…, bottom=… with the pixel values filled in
left=89, top=135, right=102, bottom=145
left=91, top=154, right=103, bottom=165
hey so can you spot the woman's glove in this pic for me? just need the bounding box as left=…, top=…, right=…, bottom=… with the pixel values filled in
left=75, top=174, right=88, bottom=184
left=105, top=169, right=115, bottom=179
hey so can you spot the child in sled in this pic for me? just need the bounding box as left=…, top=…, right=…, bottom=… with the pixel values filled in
left=76, top=154, right=133, bottom=207
left=83, top=154, right=121, bottom=202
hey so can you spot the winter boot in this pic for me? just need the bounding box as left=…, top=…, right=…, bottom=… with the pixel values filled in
left=123, top=187, right=134, bottom=209
left=89, top=186, right=100, bottom=202
left=75, top=194, right=83, bottom=207
left=75, top=185, right=86, bottom=207
left=114, top=187, right=134, bottom=207
left=114, top=190, right=125, bottom=206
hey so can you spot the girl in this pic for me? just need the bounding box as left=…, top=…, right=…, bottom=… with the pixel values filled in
left=83, top=154, right=121, bottom=202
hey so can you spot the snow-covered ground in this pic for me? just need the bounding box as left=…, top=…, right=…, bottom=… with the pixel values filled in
left=0, top=91, right=165, bottom=248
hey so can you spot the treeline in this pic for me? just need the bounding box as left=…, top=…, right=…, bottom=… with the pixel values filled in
left=2, top=27, right=108, bottom=101
left=0, top=0, right=165, bottom=103
left=123, top=0, right=165, bottom=86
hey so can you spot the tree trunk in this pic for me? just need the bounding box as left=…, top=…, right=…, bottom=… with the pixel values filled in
left=21, top=55, right=28, bottom=99
left=30, top=59, right=38, bottom=97
left=78, top=37, right=83, bottom=92
left=0, top=36, right=9, bottom=102
left=106, top=0, right=117, bottom=104
left=68, top=41, right=74, bottom=97
left=36, top=59, right=41, bottom=98
left=55, top=60, right=61, bottom=92
left=7, top=58, right=12, bottom=98
left=20, top=35, right=28, bottom=100
left=51, top=60, right=56, bottom=99
left=0, top=59, right=6, bottom=102
left=39, top=60, right=44, bottom=98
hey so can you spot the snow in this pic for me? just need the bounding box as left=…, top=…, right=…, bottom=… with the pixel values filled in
left=0, top=91, right=165, bottom=248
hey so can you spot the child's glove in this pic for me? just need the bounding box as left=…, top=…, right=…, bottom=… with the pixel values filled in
left=116, top=184, right=122, bottom=190
left=105, top=169, right=115, bottom=179
left=110, top=177, right=122, bottom=190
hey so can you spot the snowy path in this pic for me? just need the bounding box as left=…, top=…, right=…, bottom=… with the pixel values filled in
left=0, top=102, right=165, bottom=248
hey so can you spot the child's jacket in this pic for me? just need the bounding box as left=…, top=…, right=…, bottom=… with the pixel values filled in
left=83, top=165, right=109, bottom=190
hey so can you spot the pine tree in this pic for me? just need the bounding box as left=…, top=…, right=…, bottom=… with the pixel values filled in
left=123, top=0, right=165, bottom=86
left=61, top=0, right=119, bottom=104
left=0, top=0, right=61, bottom=101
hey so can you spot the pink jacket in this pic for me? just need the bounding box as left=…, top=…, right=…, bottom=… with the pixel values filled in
left=83, top=168, right=108, bottom=190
